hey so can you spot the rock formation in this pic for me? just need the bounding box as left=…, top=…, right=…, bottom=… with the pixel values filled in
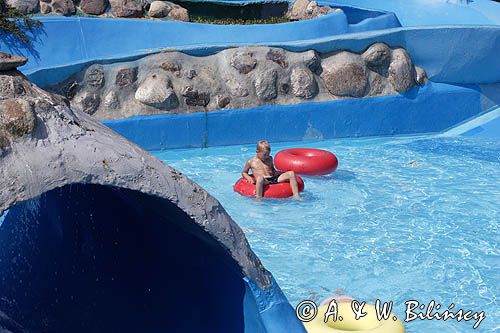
left=6, top=0, right=189, bottom=21
left=47, top=43, right=428, bottom=120
left=287, top=0, right=338, bottom=21
left=0, top=52, right=270, bottom=290
left=6, top=0, right=338, bottom=22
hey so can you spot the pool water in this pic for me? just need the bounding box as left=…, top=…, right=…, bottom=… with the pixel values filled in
left=153, top=135, right=499, bottom=332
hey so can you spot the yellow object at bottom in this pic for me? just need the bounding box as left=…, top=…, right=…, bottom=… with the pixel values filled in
left=304, top=302, right=405, bottom=333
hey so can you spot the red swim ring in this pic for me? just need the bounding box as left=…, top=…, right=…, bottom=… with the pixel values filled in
left=233, top=175, right=304, bottom=198
left=275, top=148, right=338, bottom=175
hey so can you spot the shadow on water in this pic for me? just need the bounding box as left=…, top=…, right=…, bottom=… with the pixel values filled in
left=303, top=169, right=357, bottom=182
left=0, top=184, right=246, bottom=333
left=253, top=170, right=356, bottom=206
left=399, top=137, right=500, bottom=163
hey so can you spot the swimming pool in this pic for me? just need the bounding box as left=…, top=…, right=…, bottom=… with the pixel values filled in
left=153, top=135, right=499, bottom=332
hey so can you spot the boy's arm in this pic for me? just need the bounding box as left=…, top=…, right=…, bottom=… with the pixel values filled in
left=242, top=160, right=254, bottom=183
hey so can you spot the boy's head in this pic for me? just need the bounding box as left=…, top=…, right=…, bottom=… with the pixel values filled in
left=256, top=140, right=271, bottom=160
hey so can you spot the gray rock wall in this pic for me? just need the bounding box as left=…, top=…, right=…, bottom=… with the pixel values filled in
left=0, top=54, right=271, bottom=289
left=287, top=0, right=338, bottom=21
left=49, top=43, right=427, bottom=120
left=7, top=0, right=189, bottom=21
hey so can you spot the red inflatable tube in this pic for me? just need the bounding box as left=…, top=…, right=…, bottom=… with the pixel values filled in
left=274, top=148, right=338, bottom=175
left=233, top=175, right=304, bottom=198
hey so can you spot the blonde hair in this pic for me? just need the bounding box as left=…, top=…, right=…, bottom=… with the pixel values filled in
left=256, top=140, right=271, bottom=152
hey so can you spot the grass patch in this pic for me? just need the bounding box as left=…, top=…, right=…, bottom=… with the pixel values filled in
left=190, top=16, right=291, bottom=25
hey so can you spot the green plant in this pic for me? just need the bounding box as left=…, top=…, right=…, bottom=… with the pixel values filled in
left=0, top=0, right=42, bottom=44
left=190, top=16, right=291, bottom=25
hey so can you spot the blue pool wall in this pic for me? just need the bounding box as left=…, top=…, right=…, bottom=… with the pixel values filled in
left=102, top=82, right=493, bottom=150
left=0, top=10, right=400, bottom=77
left=323, top=0, right=500, bottom=26
left=8, top=23, right=498, bottom=88
left=443, top=105, right=500, bottom=139
left=462, top=110, right=500, bottom=139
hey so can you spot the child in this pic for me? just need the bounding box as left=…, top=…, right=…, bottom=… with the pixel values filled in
left=241, top=140, right=302, bottom=199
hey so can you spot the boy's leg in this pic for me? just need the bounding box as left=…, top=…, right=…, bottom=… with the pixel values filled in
left=277, top=171, right=301, bottom=198
left=255, top=176, right=265, bottom=198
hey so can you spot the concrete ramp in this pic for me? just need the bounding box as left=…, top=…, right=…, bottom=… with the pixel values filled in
left=442, top=106, right=500, bottom=139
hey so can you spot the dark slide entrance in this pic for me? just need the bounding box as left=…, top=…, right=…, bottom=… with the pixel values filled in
left=0, top=184, right=246, bottom=332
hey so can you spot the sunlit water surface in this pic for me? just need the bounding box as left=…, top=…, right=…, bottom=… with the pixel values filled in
left=153, top=135, right=500, bottom=332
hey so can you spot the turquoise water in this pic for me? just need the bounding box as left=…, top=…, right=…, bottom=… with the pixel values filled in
left=153, top=135, right=500, bottom=332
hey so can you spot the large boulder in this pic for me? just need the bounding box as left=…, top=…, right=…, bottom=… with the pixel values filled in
left=6, top=0, right=39, bottom=14
left=287, top=0, right=309, bottom=20
left=290, top=66, right=318, bottom=99
left=367, top=71, right=395, bottom=97
left=181, top=86, right=210, bottom=107
left=254, top=68, right=278, bottom=101
left=0, top=52, right=27, bottom=71
left=135, top=73, right=179, bottom=110
left=266, top=48, right=288, bottom=68
left=51, top=0, right=76, bottom=15
left=230, top=51, right=257, bottom=75
left=362, top=42, right=391, bottom=76
left=320, top=51, right=368, bottom=97
left=40, top=2, right=52, bottom=13
left=0, top=98, right=35, bottom=139
left=160, top=60, right=182, bottom=75
left=0, top=130, right=9, bottom=151
left=415, top=66, right=428, bottom=86
left=168, top=5, right=189, bottom=21
left=302, top=50, right=322, bottom=74
left=109, top=0, right=143, bottom=17
left=115, top=67, right=138, bottom=88
left=216, top=95, right=231, bottom=109
left=388, top=48, right=416, bottom=93
left=226, top=77, right=249, bottom=97
left=287, top=0, right=335, bottom=20
left=78, top=91, right=101, bottom=115
left=80, top=0, right=108, bottom=15
left=103, top=90, right=120, bottom=109
left=0, top=72, right=32, bottom=100
left=148, top=0, right=171, bottom=17
left=84, top=64, right=105, bottom=90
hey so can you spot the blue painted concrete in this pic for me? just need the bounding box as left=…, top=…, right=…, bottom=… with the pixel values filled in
left=0, top=11, right=400, bottom=76
left=323, top=0, right=500, bottom=26
left=14, top=23, right=500, bottom=87
left=462, top=116, right=500, bottom=139
left=245, top=277, right=307, bottom=332
left=443, top=106, right=500, bottom=139
left=104, top=82, right=487, bottom=150
left=288, top=26, right=500, bottom=84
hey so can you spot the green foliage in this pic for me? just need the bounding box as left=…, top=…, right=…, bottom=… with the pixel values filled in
left=190, top=15, right=291, bottom=25
left=0, top=0, right=42, bottom=44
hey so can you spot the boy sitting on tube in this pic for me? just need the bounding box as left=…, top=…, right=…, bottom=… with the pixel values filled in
left=241, top=140, right=302, bottom=200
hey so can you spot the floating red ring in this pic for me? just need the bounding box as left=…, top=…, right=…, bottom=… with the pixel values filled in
left=274, top=148, right=338, bottom=175
left=233, top=175, right=304, bottom=198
